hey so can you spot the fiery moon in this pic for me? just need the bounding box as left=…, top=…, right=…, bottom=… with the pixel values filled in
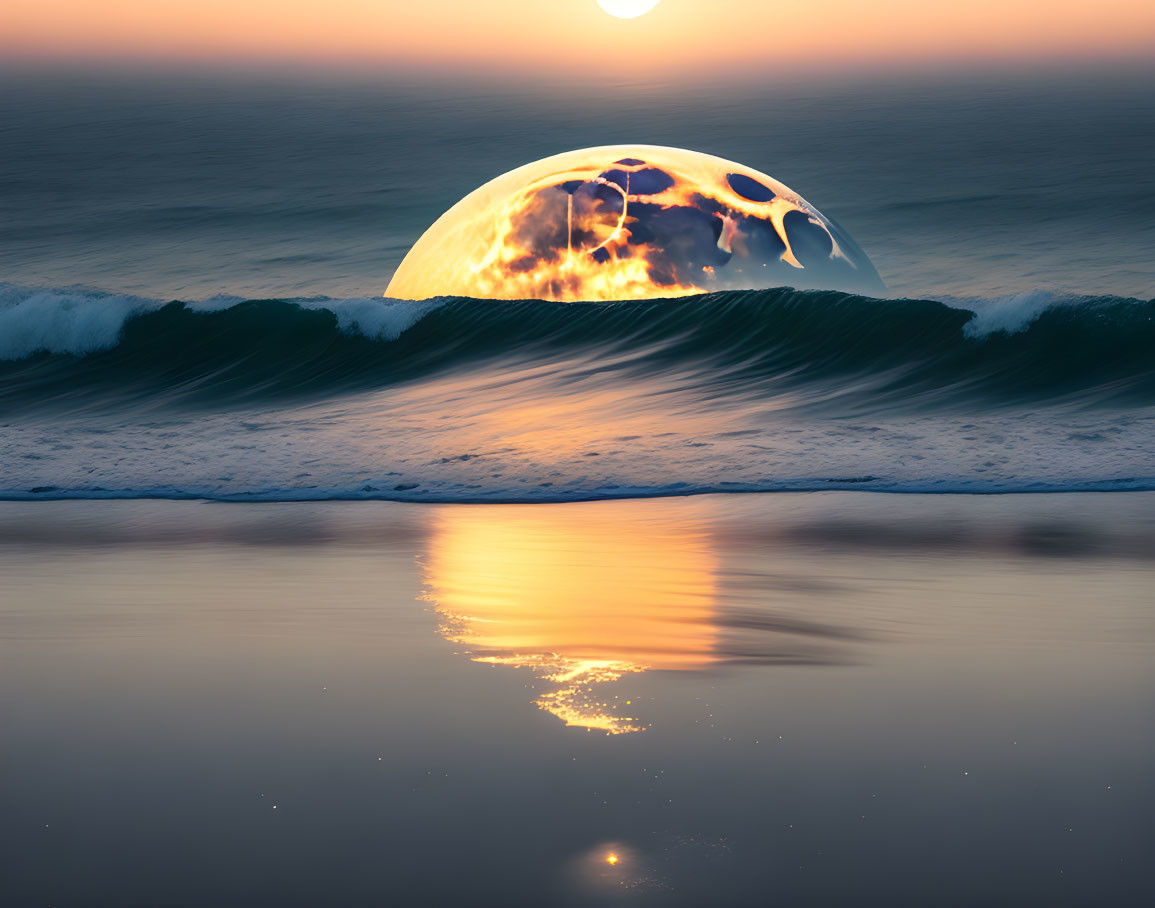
left=596, top=0, right=661, bottom=18
left=387, top=145, right=884, bottom=302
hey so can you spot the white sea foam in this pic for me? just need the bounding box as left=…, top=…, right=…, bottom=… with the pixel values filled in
left=1, top=399, right=1151, bottom=502
left=0, top=285, right=442, bottom=361
left=299, top=297, right=443, bottom=341
left=953, top=290, right=1082, bottom=338
left=0, top=285, right=160, bottom=359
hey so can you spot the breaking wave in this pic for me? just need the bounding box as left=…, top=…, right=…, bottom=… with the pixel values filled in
left=1, top=283, right=1152, bottom=415
left=2, top=282, right=1153, bottom=502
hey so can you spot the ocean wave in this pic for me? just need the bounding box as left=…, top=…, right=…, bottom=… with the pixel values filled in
left=0, top=282, right=1152, bottom=415
left=0, top=283, right=436, bottom=358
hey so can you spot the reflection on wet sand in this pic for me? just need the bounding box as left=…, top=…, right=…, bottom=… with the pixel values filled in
left=424, top=504, right=719, bottom=733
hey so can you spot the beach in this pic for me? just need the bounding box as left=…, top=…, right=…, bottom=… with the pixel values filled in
left=2, top=493, right=1152, bottom=906
left=1, top=56, right=1153, bottom=908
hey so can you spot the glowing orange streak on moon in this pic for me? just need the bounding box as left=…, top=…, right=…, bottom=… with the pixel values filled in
left=588, top=175, right=629, bottom=254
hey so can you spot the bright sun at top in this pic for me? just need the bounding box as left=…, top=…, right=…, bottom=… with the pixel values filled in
left=597, top=0, right=661, bottom=18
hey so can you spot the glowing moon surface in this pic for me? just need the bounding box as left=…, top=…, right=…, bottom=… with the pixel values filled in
left=596, top=0, right=661, bottom=18
left=387, top=145, right=885, bottom=302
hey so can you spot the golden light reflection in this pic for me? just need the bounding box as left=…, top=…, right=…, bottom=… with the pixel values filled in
left=423, top=503, right=718, bottom=734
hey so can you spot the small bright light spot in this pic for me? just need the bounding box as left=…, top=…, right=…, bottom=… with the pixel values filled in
left=606, top=853, right=620, bottom=865
left=597, top=0, right=661, bottom=19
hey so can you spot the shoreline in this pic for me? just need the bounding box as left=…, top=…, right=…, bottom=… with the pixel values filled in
left=3, top=491, right=1152, bottom=559
left=3, top=482, right=1155, bottom=505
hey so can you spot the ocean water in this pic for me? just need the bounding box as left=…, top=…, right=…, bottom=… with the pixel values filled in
left=2, top=65, right=1154, bottom=908
left=1, top=66, right=1153, bottom=502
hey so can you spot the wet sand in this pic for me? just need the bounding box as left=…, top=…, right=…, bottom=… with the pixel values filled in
left=2, top=493, right=1153, bottom=906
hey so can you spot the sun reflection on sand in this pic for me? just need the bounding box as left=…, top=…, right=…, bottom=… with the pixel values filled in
left=423, top=503, right=718, bottom=733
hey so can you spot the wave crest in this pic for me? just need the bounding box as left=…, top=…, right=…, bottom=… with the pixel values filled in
left=0, top=283, right=1152, bottom=414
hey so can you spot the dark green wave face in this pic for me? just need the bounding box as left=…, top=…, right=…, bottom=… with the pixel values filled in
left=0, top=288, right=1152, bottom=416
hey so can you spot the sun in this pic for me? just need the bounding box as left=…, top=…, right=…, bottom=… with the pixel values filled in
left=597, top=0, right=661, bottom=19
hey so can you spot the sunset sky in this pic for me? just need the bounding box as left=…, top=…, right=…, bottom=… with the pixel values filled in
left=6, top=0, right=1154, bottom=75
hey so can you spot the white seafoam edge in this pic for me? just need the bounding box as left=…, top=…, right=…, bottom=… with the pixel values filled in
left=0, top=284, right=439, bottom=360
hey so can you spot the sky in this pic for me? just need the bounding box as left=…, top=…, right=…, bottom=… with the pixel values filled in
left=5, top=0, right=1154, bottom=76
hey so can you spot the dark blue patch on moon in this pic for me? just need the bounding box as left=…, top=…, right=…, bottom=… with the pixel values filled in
left=627, top=203, right=733, bottom=286
left=737, top=216, right=787, bottom=260
left=585, top=181, right=624, bottom=213
left=599, top=168, right=675, bottom=196
left=782, top=209, right=834, bottom=265
left=726, top=173, right=776, bottom=203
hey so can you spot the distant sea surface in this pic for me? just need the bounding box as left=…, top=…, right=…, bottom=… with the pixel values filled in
left=0, top=66, right=1152, bottom=500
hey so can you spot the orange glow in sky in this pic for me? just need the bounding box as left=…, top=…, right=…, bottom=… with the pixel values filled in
left=5, top=1, right=1153, bottom=73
